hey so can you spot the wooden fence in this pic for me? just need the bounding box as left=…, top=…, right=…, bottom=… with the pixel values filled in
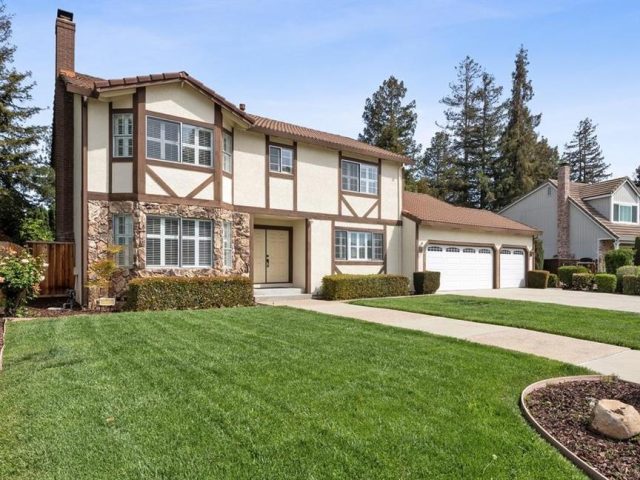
left=27, top=241, right=75, bottom=297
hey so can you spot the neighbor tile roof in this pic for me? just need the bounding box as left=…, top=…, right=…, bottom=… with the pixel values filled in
left=403, top=191, right=538, bottom=234
left=549, top=177, right=640, bottom=240
left=60, top=70, right=411, bottom=164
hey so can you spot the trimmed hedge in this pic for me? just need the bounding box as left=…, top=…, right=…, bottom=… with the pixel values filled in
left=413, top=271, right=440, bottom=295
left=616, top=265, right=640, bottom=293
left=605, top=248, right=633, bottom=274
left=594, top=273, right=616, bottom=293
left=125, top=275, right=254, bottom=311
left=558, top=266, right=588, bottom=288
left=572, top=273, right=594, bottom=291
left=526, top=270, right=549, bottom=289
left=547, top=273, right=559, bottom=288
left=322, top=274, right=409, bottom=300
left=622, top=275, right=640, bottom=296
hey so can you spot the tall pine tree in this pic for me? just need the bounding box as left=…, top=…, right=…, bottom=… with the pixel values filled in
left=414, top=131, right=458, bottom=200
left=562, top=118, right=610, bottom=183
left=0, top=1, right=48, bottom=240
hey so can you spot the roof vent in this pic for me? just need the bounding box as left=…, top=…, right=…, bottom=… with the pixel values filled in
left=57, top=9, right=73, bottom=21
left=239, top=103, right=246, bottom=111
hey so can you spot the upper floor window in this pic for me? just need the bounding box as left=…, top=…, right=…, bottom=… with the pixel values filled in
left=223, top=131, right=233, bottom=173
left=614, top=203, right=638, bottom=223
left=341, top=159, right=378, bottom=195
left=113, top=113, right=133, bottom=158
left=269, top=145, right=293, bottom=174
left=146, top=116, right=213, bottom=167
left=334, top=229, right=383, bottom=261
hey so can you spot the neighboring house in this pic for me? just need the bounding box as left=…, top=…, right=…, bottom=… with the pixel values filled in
left=402, top=192, right=537, bottom=291
left=51, top=10, right=537, bottom=305
left=501, top=164, right=640, bottom=269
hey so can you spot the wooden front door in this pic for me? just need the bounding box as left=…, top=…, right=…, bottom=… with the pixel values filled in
left=254, top=226, right=291, bottom=283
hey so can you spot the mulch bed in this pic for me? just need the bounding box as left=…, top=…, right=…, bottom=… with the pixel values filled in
left=525, top=379, right=640, bottom=480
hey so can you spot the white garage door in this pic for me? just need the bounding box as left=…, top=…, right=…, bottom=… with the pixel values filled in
left=425, top=245, right=494, bottom=291
left=500, top=248, right=526, bottom=288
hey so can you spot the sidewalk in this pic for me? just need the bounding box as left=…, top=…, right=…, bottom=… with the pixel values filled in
left=262, top=298, right=640, bottom=383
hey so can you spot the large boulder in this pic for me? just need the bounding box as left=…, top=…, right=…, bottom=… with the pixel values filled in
left=590, top=399, right=640, bottom=440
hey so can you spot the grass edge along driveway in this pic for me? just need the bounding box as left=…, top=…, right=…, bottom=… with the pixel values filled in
left=352, top=294, right=640, bottom=350
left=0, top=306, right=588, bottom=479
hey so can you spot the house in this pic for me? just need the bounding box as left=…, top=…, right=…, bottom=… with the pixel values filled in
left=501, top=163, right=640, bottom=269
left=51, top=10, right=536, bottom=305
left=402, top=192, right=537, bottom=290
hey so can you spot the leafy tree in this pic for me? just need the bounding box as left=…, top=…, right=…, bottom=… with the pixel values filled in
left=562, top=118, right=610, bottom=183
left=0, top=2, right=48, bottom=240
left=414, top=131, right=458, bottom=200
left=18, top=208, right=54, bottom=244
left=359, top=76, right=421, bottom=188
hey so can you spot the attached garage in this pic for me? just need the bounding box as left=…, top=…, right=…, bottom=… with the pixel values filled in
left=402, top=192, right=538, bottom=291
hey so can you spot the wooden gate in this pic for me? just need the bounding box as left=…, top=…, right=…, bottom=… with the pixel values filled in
left=27, top=241, right=75, bottom=297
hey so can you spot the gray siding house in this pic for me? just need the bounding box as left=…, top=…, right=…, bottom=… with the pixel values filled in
left=501, top=164, right=640, bottom=269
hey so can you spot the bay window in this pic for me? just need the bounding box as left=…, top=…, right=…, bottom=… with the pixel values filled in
left=613, top=203, right=638, bottom=223
left=112, top=113, right=133, bottom=158
left=146, top=216, right=212, bottom=268
left=341, top=159, right=378, bottom=195
left=146, top=116, right=213, bottom=166
left=334, top=229, right=384, bottom=261
left=269, top=145, right=293, bottom=174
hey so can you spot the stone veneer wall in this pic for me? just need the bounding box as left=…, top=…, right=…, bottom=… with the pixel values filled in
left=87, top=200, right=251, bottom=303
left=598, top=239, right=615, bottom=272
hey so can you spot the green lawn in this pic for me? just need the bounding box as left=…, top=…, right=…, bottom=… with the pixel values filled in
left=0, top=307, right=588, bottom=479
left=352, top=295, right=640, bottom=349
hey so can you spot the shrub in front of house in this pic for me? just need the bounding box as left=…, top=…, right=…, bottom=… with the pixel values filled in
left=413, top=271, right=440, bottom=295
left=594, top=273, right=616, bottom=293
left=526, top=270, right=549, bottom=289
left=622, top=275, right=640, bottom=296
left=557, top=266, right=588, bottom=288
left=615, top=265, right=640, bottom=293
left=605, top=248, right=633, bottom=274
left=572, top=273, right=594, bottom=291
left=0, top=247, right=46, bottom=317
left=125, top=275, right=254, bottom=311
left=547, top=273, right=559, bottom=288
left=322, top=274, right=410, bottom=300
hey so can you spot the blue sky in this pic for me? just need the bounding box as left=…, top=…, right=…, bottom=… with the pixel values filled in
left=10, top=0, right=640, bottom=177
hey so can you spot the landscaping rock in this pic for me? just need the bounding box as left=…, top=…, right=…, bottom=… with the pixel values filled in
left=590, top=399, right=640, bottom=440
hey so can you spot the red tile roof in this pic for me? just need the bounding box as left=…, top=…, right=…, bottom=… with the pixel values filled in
left=403, top=191, right=538, bottom=235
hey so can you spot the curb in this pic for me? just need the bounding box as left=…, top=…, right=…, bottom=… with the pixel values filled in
left=520, top=375, right=623, bottom=480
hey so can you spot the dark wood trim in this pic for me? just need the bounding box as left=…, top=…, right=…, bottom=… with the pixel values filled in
left=341, top=190, right=378, bottom=200
left=81, top=98, right=88, bottom=306
left=340, top=154, right=379, bottom=166
left=337, top=151, right=342, bottom=216
left=363, top=200, right=379, bottom=219
left=108, top=102, right=113, bottom=193
left=293, top=141, right=298, bottom=211
left=333, top=225, right=384, bottom=233
left=341, top=196, right=359, bottom=217
left=331, top=220, right=336, bottom=274
left=253, top=225, right=294, bottom=284
left=377, top=158, right=382, bottom=220
left=146, top=158, right=215, bottom=173
left=112, top=158, right=134, bottom=164
left=269, top=171, right=295, bottom=180
left=134, top=87, right=146, bottom=194
left=305, top=218, right=311, bottom=293
left=268, top=139, right=295, bottom=149
left=414, top=225, right=419, bottom=272
left=214, top=104, right=223, bottom=202
left=222, top=171, right=233, bottom=179
left=335, top=261, right=385, bottom=266
left=264, top=135, right=270, bottom=209
left=186, top=174, right=215, bottom=199
left=249, top=214, right=255, bottom=284
left=145, top=109, right=216, bottom=130
left=235, top=205, right=403, bottom=226
left=145, top=166, right=178, bottom=197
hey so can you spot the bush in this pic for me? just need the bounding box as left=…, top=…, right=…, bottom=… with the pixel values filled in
left=534, top=237, right=544, bottom=270
left=322, top=274, right=409, bottom=300
left=547, top=273, right=559, bottom=288
left=615, top=265, right=640, bottom=293
left=413, top=271, right=440, bottom=294
left=622, top=275, right=640, bottom=295
left=605, top=249, right=633, bottom=274
left=526, top=270, right=549, bottom=289
left=635, top=237, right=640, bottom=266
left=125, top=275, right=253, bottom=311
left=557, top=266, right=588, bottom=288
left=18, top=216, right=54, bottom=244
left=594, top=273, right=616, bottom=293
left=0, top=247, right=46, bottom=316
left=572, top=273, right=594, bottom=291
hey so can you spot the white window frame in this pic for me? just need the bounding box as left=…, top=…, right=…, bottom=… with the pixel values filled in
left=335, top=229, right=383, bottom=261
left=112, top=113, right=133, bottom=158
left=145, top=216, right=212, bottom=268
left=613, top=202, right=638, bottom=224
left=146, top=116, right=214, bottom=167
left=113, top=214, right=134, bottom=267
left=269, top=145, right=293, bottom=174
left=223, top=130, right=233, bottom=173
left=222, top=220, right=233, bottom=269
left=341, top=159, right=378, bottom=195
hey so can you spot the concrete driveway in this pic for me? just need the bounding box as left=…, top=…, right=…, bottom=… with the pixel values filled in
left=439, top=288, right=640, bottom=314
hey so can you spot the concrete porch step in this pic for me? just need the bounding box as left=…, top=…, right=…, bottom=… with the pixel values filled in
left=254, top=287, right=312, bottom=304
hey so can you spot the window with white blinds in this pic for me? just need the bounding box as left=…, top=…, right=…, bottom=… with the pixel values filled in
left=335, top=229, right=383, bottom=261
left=113, top=214, right=133, bottom=267
left=341, top=159, right=378, bottom=195
left=146, top=116, right=213, bottom=166
left=269, top=145, right=293, bottom=173
left=223, top=131, right=233, bottom=173
left=112, top=113, right=133, bottom=158
left=222, top=220, right=233, bottom=268
left=146, top=216, right=212, bottom=268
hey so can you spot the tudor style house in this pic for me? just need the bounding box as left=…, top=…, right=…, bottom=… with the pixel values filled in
left=501, top=163, right=640, bottom=269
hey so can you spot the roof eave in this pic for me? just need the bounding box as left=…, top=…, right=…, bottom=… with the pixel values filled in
left=403, top=215, right=540, bottom=236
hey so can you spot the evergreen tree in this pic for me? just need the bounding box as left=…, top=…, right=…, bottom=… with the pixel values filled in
left=562, top=118, right=610, bottom=183
left=439, top=56, right=482, bottom=206
left=634, top=165, right=640, bottom=187
left=415, top=131, right=458, bottom=200
left=494, top=47, right=542, bottom=210
left=534, top=136, right=559, bottom=180
left=0, top=2, right=48, bottom=240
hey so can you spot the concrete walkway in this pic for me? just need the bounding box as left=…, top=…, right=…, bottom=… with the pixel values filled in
left=262, top=298, right=640, bottom=383
left=440, top=288, right=640, bottom=313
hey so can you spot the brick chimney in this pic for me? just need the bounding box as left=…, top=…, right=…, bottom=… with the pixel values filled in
left=53, top=10, right=76, bottom=241
left=557, top=163, right=571, bottom=258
